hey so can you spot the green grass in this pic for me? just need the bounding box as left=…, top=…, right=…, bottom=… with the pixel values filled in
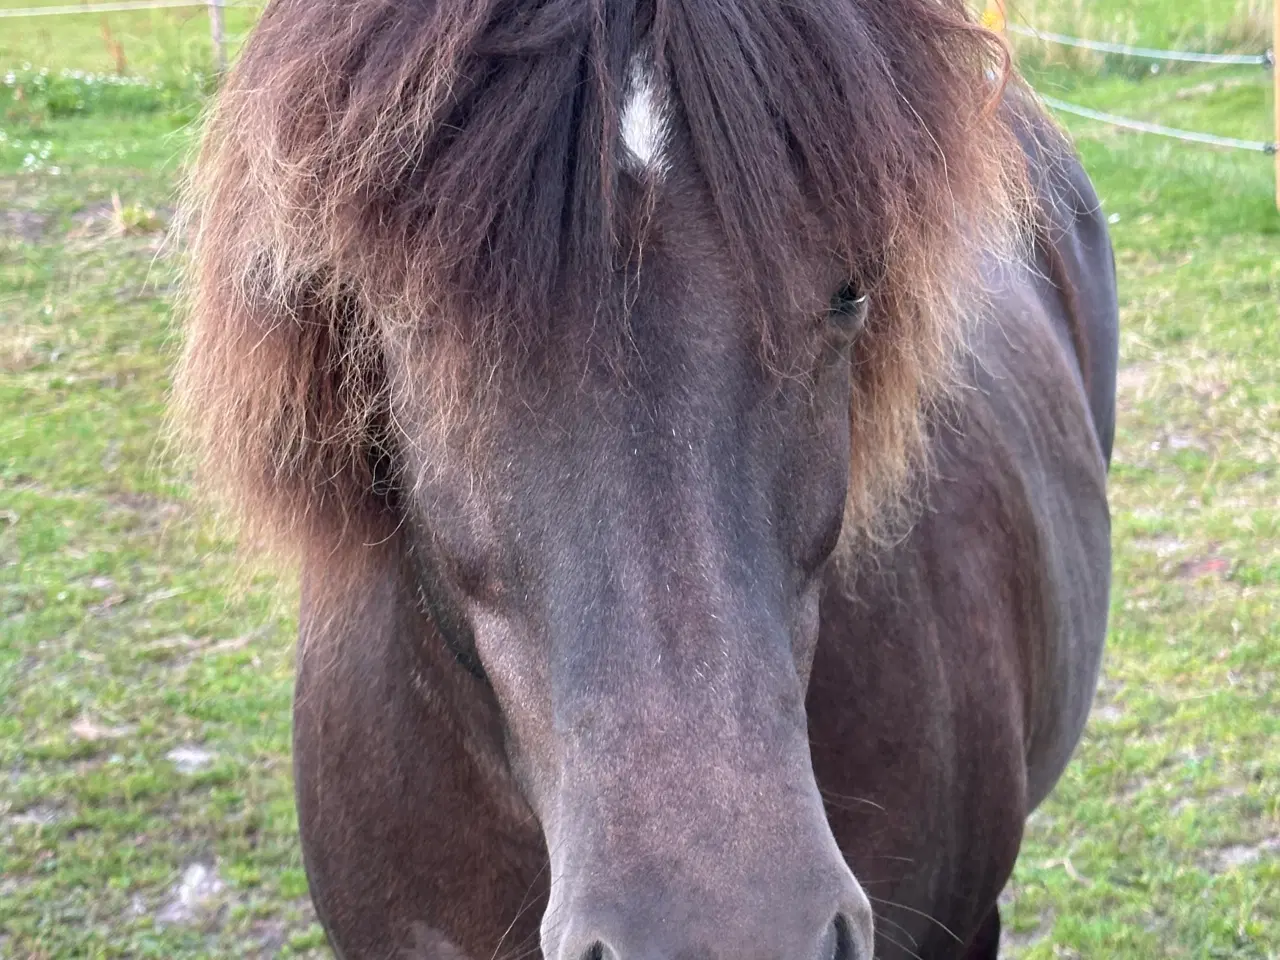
left=1007, top=0, right=1273, bottom=70
left=2, top=0, right=1278, bottom=957
left=0, top=3, right=260, bottom=78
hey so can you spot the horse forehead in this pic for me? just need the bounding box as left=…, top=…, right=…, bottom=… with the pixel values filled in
left=621, top=64, right=667, bottom=174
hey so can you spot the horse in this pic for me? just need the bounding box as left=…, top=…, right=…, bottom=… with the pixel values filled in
left=175, top=0, right=1118, bottom=957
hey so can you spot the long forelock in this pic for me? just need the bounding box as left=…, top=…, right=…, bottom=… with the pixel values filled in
left=177, top=0, right=1034, bottom=553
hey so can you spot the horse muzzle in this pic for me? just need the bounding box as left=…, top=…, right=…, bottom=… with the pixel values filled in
left=552, top=895, right=874, bottom=960
left=535, top=735, right=875, bottom=960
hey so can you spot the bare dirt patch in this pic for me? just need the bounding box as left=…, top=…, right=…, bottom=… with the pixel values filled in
left=154, top=862, right=227, bottom=928
left=104, top=491, right=189, bottom=532
left=69, top=716, right=135, bottom=742
left=1116, top=362, right=1155, bottom=398
left=167, top=744, right=216, bottom=774
left=1175, top=555, right=1233, bottom=580
left=1, top=208, right=49, bottom=243
left=1210, top=837, right=1280, bottom=873
left=6, top=805, right=65, bottom=828
left=1130, top=535, right=1190, bottom=559
left=0, top=324, right=45, bottom=374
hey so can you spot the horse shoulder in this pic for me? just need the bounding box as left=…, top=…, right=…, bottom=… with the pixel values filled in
left=809, top=247, right=1112, bottom=956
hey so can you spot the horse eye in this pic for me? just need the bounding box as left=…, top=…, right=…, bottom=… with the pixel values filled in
left=829, top=284, right=868, bottom=336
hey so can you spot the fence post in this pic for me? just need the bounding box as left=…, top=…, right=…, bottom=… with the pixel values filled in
left=208, top=0, right=226, bottom=76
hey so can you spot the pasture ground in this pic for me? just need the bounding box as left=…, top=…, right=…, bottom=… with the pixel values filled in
left=1, top=1, right=1277, bottom=957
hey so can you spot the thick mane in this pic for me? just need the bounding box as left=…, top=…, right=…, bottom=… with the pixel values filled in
left=177, top=0, right=1032, bottom=551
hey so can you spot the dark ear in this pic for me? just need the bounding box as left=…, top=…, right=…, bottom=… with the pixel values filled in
left=829, top=284, right=869, bottom=338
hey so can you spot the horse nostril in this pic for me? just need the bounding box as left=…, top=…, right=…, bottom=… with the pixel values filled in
left=824, top=912, right=863, bottom=960
left=579, top=941, right=611, bottom=960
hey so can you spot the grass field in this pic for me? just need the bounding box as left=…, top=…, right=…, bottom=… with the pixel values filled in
left=1, top=2, right=1277, bottom=957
